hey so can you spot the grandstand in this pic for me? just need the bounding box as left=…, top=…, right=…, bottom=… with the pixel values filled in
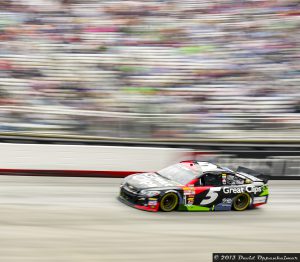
left=0, top=0, right=299, bottom=140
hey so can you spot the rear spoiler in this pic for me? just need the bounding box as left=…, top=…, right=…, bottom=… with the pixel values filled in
left=237, top=166, right=269, bottom=184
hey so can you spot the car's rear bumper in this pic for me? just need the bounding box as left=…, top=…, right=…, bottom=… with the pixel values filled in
left=253, top=195, right=268, bottom=207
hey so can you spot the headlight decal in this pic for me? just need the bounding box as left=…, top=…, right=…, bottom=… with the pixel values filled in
left=140, top=190, right=160, bottom=197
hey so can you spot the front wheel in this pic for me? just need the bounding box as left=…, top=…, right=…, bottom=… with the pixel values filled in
left=160, top=192, right=179, bottom=212
left=233, top=193, right=251, bottom=211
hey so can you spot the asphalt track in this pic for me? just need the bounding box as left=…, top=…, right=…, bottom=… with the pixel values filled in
left=0, top=176, right=299, bottom=262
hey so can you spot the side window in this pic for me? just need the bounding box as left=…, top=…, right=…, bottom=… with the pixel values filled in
left=226, top=174, right=244, bottom=185
left=202, top=173, right=222, bottom=187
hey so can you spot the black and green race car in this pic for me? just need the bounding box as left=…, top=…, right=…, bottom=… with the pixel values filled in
left=119, top=161, right=269, bottom=212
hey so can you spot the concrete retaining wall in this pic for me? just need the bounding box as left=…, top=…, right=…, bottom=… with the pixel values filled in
left=0, top=143, right=198, bottom=175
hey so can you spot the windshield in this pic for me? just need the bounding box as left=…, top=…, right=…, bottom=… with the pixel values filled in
left=157, top=164, right=198, bottom=185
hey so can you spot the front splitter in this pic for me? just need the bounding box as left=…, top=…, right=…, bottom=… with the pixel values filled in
left=118, top=196, right=159, bottom=212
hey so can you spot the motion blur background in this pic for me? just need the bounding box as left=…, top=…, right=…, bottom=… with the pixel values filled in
left=0, top=0, right=299, bottom=140
left=0, top=1, right=300, bottom=262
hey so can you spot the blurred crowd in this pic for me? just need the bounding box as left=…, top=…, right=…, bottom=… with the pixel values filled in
left=0, top=0, right=299, bottom=140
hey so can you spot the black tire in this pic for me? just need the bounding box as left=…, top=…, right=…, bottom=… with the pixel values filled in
left=160, top=192, right=179, bottom=212
left=233, top=193, right=251, bottom=211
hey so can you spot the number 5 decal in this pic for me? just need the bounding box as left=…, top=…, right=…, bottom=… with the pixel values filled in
left=200, top=188, right=221, bottom=205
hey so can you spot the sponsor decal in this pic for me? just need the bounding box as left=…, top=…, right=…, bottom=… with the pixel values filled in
left=185, top=195, right=195, bottom=206
left=222, top=174, right=227, bottom=185
left=148, top=200, right=158, bottom=206
left=222, top=198, right=232, bottom=204
left=148, top=197, right=158, bottom=201
left=214, top=203, right=232, bottom=211
left=187, top=197, right=194, bottom=205
left=253, top=196, right=267, bottom=204
left=183, top=186, right=195, bottom=196
left=223, top=186, right=262, bottom=194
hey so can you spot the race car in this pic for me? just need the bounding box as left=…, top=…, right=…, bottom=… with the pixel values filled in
left=118, top=161, right=269, bottom=212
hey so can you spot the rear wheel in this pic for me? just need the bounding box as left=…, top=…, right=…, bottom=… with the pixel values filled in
left=160, top=192, right=179, bottom=212
left=233, top=193, right=251, bottom=211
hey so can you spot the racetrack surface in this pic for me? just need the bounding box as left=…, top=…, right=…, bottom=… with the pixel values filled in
left=0, top=176, right=299, bottom=262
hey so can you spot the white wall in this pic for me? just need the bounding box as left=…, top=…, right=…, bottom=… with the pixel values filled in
left=0, top=143, right=196, bottom=172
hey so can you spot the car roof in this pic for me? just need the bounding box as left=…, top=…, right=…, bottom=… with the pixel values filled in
left=197, top=161, right=220, bottom=172
left=180, top=161, right=234, bottom=178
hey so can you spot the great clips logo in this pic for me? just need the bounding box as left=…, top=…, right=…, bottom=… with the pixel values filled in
left=223, top=186, right=262, bottom=194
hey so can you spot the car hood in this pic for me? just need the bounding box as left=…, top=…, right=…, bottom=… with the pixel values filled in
left=125, top=172, right=180, bottom=190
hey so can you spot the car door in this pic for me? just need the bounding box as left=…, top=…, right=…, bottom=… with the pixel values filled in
left=192, top=173, right=224, bottom=207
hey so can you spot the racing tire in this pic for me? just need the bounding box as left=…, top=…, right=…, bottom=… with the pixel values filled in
left=233, top=193, right=251, bottom=211
left=160, top=192, right=179, bottom=212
